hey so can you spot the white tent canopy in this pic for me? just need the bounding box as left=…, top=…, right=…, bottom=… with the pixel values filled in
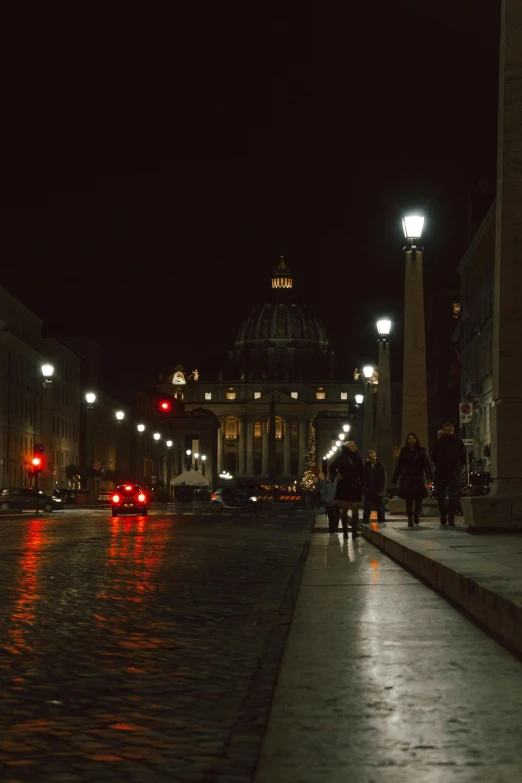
left=171, top=470, right=210, bottom=487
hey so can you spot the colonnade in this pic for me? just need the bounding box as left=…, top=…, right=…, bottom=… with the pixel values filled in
left=216, top=416, right=311, bottom=477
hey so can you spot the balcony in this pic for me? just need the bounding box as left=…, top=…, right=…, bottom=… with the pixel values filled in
left=466, top=380, right=483, bottom=396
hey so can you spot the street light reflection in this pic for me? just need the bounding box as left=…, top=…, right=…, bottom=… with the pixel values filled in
left=8, top=520, right=47, bottom=655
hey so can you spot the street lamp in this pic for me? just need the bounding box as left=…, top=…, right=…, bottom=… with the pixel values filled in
left=166, top=440, right=173, bottom=448
left=402, top=215, right=424, bottom=241
left=41, top=364, right=54, bottom=389
left=401, top=213, right=428, bottom=448
left=377, top=318, right=392, bottom=337
left=355, top=394, right=364, bottom=405
left=335, top=440, right=341, bottom=447
left=339, top=433, right=345, bottom=441
left=343, top=424, right=350, bottom=433
left=376, top=317, right=393, bottom=492
left=201, top=454, right=207, bottom=476
left=86, top=392, right=96, bottom=407
left=194, top=452, right=199, bottom=471
left=137, top=423, right=145, bottom=433
left=116, top=410, right=125, bottom=422
left=363, top=365, right=374, bottom=381
left=153, top=433, right=161, bottom=441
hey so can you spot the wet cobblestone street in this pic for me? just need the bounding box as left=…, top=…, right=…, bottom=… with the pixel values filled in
left=0, top=510, right=314, bottom=782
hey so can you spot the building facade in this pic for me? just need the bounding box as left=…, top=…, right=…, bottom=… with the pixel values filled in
left=456, top=201, right=495, bottom=471
left=160, top=258, right=384, bottom=484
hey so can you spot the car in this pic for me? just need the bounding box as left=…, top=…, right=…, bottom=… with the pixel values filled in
left=0, top=487, right=64, bottom=512
left=210, top=486, right=255, bottom=513
left=111, top=484, right=148, bottom=517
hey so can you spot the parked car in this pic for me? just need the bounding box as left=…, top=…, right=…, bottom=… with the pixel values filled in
left=211, top=487, right=255, bottom=512
left=0, top=487, right=64, bottom=512
left=53, top=488, right=77, bottom=505
left=110, top=484, right=149, bottom=517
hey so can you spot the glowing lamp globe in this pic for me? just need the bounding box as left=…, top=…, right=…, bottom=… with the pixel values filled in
left=153, top=433, right=161, bottom=441
left=363, top=365, right=374, bottom=379
left=377, top=319, right=392, bottom=336
left=41, top=364, right=54, bottom=378
left=355, top=394, right=364, bottom=405
left=137, top=424, right=145, bottom=432
left=166, top=440, right=173, bottom=447
left=116, top=410, right=125, bottom=421
left=402, top=215, right=424, bottom=240
left=343, top=424, right=350, bottom=433
left=85, top=392, right=96, bottom=404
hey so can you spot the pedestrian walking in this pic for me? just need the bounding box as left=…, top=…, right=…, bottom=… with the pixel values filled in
left=392, top=432, right=431, bottom=527
left=320, top=475, right=340, bottom=533
left=329, top=441, right=363, bottom=540
left=430, top=422, right=466, bottom=527
left=362, top=449, right=386, bottom=523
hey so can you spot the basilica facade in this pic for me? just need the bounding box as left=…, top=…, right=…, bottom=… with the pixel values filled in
left=161, top=258, right=369, bottom=485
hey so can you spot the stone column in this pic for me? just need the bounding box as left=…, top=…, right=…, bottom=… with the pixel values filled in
left=237, top=419, right=245, bottom=475
left=401, top=248, right=429, bottom=449
left=298, top=420, right=307, bottom=475
left=217, top=418, right=224, bottom=474
left=362, top=383, right=375, bottom=456
left=283, top=418, right=291, bottom=475
left=464, top=0, right=522, bottom=529
left=376, top=339, right=393, bottom=486
left=261, top=419, right=269, bottom=475
left=246, top=420, right=254, bottom=475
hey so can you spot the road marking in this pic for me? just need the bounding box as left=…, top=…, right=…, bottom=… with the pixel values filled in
left=183, top=512, right=195, bottom=516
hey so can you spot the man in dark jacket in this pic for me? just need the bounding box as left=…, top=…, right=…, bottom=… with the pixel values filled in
left=362, top=450, right=386, bottom=523
left=430, top=422, right=466, bottom=526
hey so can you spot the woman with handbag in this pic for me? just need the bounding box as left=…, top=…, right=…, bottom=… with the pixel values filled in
left=392, top=432, right=432, bottom=527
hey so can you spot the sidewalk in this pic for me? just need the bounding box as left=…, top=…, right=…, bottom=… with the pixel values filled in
left=254, top=513, right=522, bottom=783
left=360, top=514, right=522, bottom=659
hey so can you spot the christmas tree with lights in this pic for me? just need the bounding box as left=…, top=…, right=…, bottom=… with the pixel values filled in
left=300, top=430, right=316, bottom=492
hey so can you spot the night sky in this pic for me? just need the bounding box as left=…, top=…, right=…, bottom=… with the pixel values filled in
left=2, top=2, right=500, bottom=393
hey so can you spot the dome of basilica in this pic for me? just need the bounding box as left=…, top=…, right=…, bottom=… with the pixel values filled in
left=230, top=256, right=332, bottom=381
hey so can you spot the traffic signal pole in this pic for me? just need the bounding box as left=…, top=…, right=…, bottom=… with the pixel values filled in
left=35, top=469, right=40, bottom=515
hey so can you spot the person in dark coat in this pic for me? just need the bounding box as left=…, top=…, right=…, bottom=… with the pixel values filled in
left=392, top=432, right=432, bottom=527
left=430, top=422, right=466, bottom=526
left=362, top=449, right=386, bottom=523
left=329, top=441, right=363, bottom=539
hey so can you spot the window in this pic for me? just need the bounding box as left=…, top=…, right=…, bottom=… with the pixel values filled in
left=205, top=392, right=212, bottom=400
left=254, top=421, right=263, bottom=438
left=340, top=392, right=348, bottom=400
left=226, top=390, right=237, bottom=400
left=291, top=392, right=298, bottom=399
left=275, top=417, right=283, bottom=439
left=225, top=418, right=238, bottom=438
left=316, top=391, right=326, bottom=400
left=254, top=392, right=261, bottom=399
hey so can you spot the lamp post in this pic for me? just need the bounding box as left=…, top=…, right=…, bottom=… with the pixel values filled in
left=166, top=440, right=173, bottom=494
left=201, top=454, right=207, bottom=477
left=375, top=318, right=393, bottom=489
left=153, top=433, right=161, bottom=487
left=362, top=365, right=375, bottom=455
left=401, top=215, right=428, bottom=448
left=194, top=452, right=199, bottom=472
left=186, top=449, right=192, bottom=470
left=85, top=393, right=96, bottom=499
left=116, top=410, right=125, bottom=423
left=136, top=424, right=145, bottom=484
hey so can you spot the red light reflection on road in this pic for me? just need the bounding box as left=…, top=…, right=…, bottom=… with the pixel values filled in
left=7, top=520, right=47, bottom=655
left=99, top=517, right=167, bottom=605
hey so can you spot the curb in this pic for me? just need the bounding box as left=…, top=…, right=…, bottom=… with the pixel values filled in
left=361, top=522, right=522, bottom=660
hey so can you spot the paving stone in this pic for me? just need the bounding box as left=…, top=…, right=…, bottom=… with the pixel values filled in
left=0, top=510, right=313, bottom=781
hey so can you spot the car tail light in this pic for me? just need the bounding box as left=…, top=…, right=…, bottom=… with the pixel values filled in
left=112, top=494, right=121, bottom=504
left=124, top=485, right=133, bottom=491
left=211, top=493, right=217, bottom=500
left=137, top=493, right=146, bottom=502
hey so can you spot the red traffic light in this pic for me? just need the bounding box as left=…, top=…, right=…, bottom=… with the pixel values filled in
left=32, top=457, right=42, bottom=467
left=159, top=400, right=171, bottom=412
